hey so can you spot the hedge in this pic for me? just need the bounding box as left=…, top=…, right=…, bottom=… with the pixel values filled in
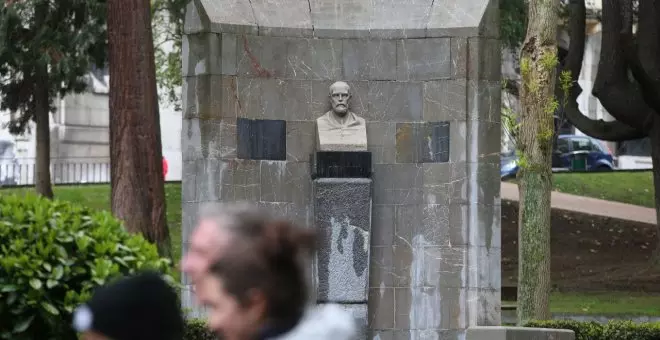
left=526, top=320, right=660, bottom=340
left=184, top=319, right=217, bottom=340
left=0, top=194, right=172, bottom=339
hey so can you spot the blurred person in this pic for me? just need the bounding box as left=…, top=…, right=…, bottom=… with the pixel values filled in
left=186, top=203, right=357, bottom=340
left=162, top=157, right=168, bottom=179
left=72, top=271, right=184, bottom=340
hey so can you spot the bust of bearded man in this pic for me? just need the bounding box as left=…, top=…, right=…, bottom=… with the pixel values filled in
left=316, top=81, right=368, bottom=151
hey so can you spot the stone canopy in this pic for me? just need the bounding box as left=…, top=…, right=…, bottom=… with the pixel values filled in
left=184, top=0, right=499, bottom=38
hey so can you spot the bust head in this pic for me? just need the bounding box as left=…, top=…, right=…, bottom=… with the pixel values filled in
left=328, top=81, right=351, bottom=117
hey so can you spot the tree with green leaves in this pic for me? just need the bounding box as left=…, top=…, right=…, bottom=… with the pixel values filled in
left=516, top=0, right=562, bottom=324
left=0, top=0, right=107, bottom=198
left=152, top=0, right=186, bottom=109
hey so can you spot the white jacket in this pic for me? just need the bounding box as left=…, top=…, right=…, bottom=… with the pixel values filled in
left=271, top=304, right=358, bottom=340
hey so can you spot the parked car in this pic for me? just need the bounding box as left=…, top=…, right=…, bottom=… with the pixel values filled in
left=500, top=135, right=615, bottom=179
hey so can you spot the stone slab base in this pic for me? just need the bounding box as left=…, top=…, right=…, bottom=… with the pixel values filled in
left=467, top=327, right=575, bottom=340
left=313, top=178, right=372, bottom=303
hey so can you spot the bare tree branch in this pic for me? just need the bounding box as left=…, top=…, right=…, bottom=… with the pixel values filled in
left=559, top=0, right=645, bottom=141
left=591, top=0, right=652, bottom=132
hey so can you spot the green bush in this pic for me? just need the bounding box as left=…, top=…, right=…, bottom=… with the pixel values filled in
left=184, top=319, right=217, bottom=340
left=526, top=320, right=660, bottom=340
left=0, top=194, right=172, bottom=340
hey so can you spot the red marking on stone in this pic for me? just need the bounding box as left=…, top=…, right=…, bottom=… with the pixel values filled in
left=242, top=36, right=272, bottom=78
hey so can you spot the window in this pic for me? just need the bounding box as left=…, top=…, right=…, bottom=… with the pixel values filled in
left=570, top=138, right=592, bottom=152
left=556, top=138, right=570, bottom=153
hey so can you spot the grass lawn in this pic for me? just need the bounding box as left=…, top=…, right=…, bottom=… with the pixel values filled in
left=4, top=182, right=660, bottom=316
left=552, top=171, right=654, bottom=208
left=504, top=291, right=660, bottom=316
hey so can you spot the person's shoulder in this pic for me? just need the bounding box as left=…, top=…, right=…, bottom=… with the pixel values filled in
left=275, top=304, right=357, bottom=340
left=351, top=112, right=366, bottom=124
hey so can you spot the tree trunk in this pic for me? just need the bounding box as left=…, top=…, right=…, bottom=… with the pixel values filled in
left=516, top=0, right=559, bottom=325
left=34, top=71, right=53, bottom=199
left=108, top=0, right=170, bottom=257
left=649, top=117, right=660, bottom=263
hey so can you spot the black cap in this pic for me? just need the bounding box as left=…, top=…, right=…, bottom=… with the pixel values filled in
left=72, top=271, right=184, bottom=340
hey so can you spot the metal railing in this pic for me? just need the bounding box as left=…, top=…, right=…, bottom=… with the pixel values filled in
left=0, top=159, right=111, bottom=187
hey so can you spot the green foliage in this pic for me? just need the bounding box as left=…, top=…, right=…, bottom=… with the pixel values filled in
left=184, top=319, right=217, bottom=340
left=500, top=0, right=528, bottom=48
left=0, top=0, right=107, bottom=134
left=152, top=0, right=187, bottom=110
left=0, top=194, right=171, bottom=340
left=540, top=50, right=559, bottom=70
left=525, top=320, right=660, bottom=340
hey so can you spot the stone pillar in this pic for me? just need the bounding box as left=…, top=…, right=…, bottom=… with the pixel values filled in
left=181, top=0, right=502, bottom=338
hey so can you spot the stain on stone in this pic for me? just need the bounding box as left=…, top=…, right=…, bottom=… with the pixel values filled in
left=242, top=35, right=272, bottom=78
left=337, top=223, right=348, bottom=254
left=352, top=229, right=368, bottom=277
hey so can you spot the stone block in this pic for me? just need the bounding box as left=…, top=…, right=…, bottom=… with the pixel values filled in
left=427, top=0, right=491, bottom=37
left=368, top=288, right=394, bottom=329
left=286, top=38, right=343, bottom=80
left=450, top=121, right=468, bottom=162
left=467, top=202, right=501, bottom=249
left=194, top=158, right=234, bottom=202
left=368, top=81, right=423, bottom=122
left=369, top=0, right=431, bottom=39
left=469, top=162, right=501, bottom=205
left=314, top=178, right=372, bottom=303
left=232, top=159, right=261, bottom=201
left=396, top=38, right=451, bottom=81
left=286, top=120, right=315, bottom=162
left=342, top=39, right=397, bottom=80
left=371, top=204, right=395, bottom=246
left=369, top=245, right=394, bottom=287
left=395, top=122, right=450, bottom=163
left=367, top=122, right=396, bottom=164
left=468, top=80, right=502, bottom=123
left=250, top=0, right=313, bottom=37
left=372, top=164, right=424, bottom=205
left=182, top=118, right=237, bottom=160
left=183, top=0, right=205, bottom=34
left=182, top=33, right=219, bottom=76
left=308, top=0, right=371, bottom=39
left=283, top=80, right=314, bottom=121
left=422, top=162, right=468, bottom=205
left=466, top=327, right=575, bottom=340
left=423, top=80, right=467, bottom=122
left=467, top=121, right=501, bottom=164
left=466, top=247, right=501, bottom=290
left=181, top=160, right=197, bottom=203
left=236, top=118, right=287, bottom=160
left=466, top=288, right=501, bottom=326
left=478, top=0, right=500, bottom=39
left=451, top=37, right=468, bottom=79
left=394, top=286, right=466, bottom=330
left=182, top=75, right=235, bottom=120
left=181, top=201, right=201, bottom=247
left=468, top=38, right=501, bottom=81
left=259, top=161, right=290, bottom=203
left=236, top=35, right=288, bottom=78
left=198, top=0, right=258, bottom=34
left=287, top=163, right=312, bottom=205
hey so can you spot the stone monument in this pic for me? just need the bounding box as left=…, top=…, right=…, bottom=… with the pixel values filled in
left=313, top=80, right=372, bottom=337
left=181, top=0, right=505, bottom=338
left=316, top=81, right=368, bottom=151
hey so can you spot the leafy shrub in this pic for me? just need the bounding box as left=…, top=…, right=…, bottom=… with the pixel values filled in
left=0, top=194, right=172, bottom=340
left=525, top=319, right=660, bottom=340
left=184, top=319, right=217, bottom=340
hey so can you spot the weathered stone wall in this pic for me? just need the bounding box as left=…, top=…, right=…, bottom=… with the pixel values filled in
left=181, top=0, right=502, bottom=337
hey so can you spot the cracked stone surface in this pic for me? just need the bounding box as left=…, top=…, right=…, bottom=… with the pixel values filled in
left=181, top=0, right=501, bottom=338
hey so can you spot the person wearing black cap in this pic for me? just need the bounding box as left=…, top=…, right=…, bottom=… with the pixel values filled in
left=72, top=271, right=184, bottom=340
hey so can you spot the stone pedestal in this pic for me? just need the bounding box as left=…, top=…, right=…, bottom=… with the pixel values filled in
left=467, top=327, right=575, bottom=340
left=313, top=177, right=372, bottom=336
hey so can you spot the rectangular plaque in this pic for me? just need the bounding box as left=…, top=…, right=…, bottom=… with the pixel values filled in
left=312, top=151, right=372, bottom=179
left=237, top=118, right=286, bottom=160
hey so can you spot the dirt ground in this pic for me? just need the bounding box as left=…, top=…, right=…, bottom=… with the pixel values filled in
left=501, top=199, right=660, bottom=292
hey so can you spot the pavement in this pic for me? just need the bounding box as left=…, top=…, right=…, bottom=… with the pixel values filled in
left=501, top=182, right=657, bottom=225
